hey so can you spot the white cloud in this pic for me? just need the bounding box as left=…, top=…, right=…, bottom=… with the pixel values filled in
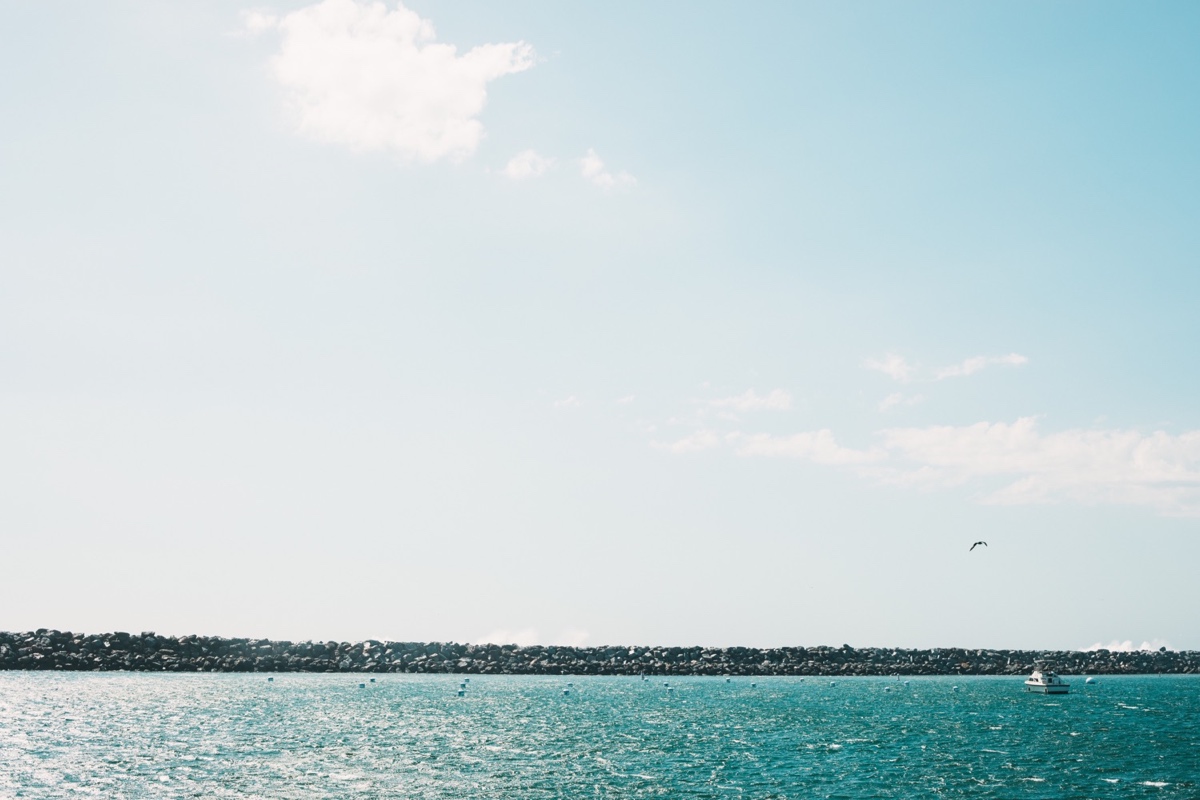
left=1080, top=639, right=1172, bottom=652
left=501, top=149, right=554, bottom=180
left=936, top=352, right=1028, bottom=380
left=732, top=430, right=884, bottom=465
left=878, top=392, right=923, bottom=412
left=864, top=353, right=915, bottom=382
left=710, top=388, right=792, bottom=412
left=716, top=416, right=1200, bottom=515
left=237, top=9, right=280, bottom=37
left=616, top=395, right=636, bottom=405
left=876, top=417, right=1200, bottom=514
left=658, top=429, right=721, bottom=453
left=264, top=0, right=535, bottom=162
left=553, top=395, right=580, bottom=409
left=580, top=148, right=636, bottom=188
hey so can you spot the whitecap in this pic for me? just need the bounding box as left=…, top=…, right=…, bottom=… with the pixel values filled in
left=1143, top=781, right=1168, bottom=787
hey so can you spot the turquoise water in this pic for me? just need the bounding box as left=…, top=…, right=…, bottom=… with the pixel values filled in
left=0, top=674, right=1196, bottom=797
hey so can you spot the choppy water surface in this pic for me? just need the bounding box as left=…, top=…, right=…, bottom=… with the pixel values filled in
left=0, top=673, right=1196, bottom=798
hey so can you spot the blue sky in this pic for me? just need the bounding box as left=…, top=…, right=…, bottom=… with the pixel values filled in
left=2, top=1, right=1199, bottom=650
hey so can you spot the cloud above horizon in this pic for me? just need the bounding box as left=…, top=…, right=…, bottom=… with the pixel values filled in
left=864, top=353, right=915, bottom=382
left=665, top=418, right=1200, bottom=516
left=259, top=0, right=535, bottom=162
left=501, top=149, right=554, bottom=180
left=709, top=388, right=793, bottom=412
left=1080, top=639, right=1172, bottom=652
left=936, top=353, right=1028, bottom=380
left=866, top=352, right=1028, bottom=383
left=580, top=149, right=636, bottom=188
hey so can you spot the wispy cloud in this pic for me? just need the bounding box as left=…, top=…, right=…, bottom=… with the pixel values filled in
left=872, top=417, right=1200, bottom=514
left=936, top=353, right=1028, bottom=380
left=878, top=392, right=923, bottom=412
left=580, top=148, right=636, bottom=188
left=616, top=395, right=636, bottom=405
left=710, top=388, right=792, bottom=412
left=658, top=429, right=721, bottom=453
left=235, top=9, right=279, bottom=37
left=732, top=431, right=884, bottom=465
left=553, top=395, right=580, bottom=409
left=668, top=417, right=1200, bottom=516
left=864, top=353, right=915, bottom=382
left=1080, top=639, right=1171, bottom=652
left=501, top=149, right=554, bottom=180
left=259, top=0, right=535, bottom=162
left=865, top=352, right=1028, bottom=382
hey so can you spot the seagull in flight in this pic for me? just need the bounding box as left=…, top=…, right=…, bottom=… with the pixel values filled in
left=969, top=541, right=987, bottom=552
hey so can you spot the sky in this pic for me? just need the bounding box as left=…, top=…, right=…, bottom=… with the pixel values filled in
left=2, top=1, right=1199, bottom=651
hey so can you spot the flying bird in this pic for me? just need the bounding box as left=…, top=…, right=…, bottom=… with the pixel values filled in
left=969, top=541, right=987, bottom=551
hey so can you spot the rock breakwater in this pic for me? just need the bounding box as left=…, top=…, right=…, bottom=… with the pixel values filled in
left=2, top=630, right=1196, bottom=675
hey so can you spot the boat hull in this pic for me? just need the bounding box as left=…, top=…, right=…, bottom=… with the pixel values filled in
left=1024, top=682, right=1069, bottom=694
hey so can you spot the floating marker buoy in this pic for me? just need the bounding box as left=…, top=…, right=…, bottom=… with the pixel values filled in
left=563, top=689, right=570, bottom=695
left=751, top=683, right=757, bottom=688
left=358, top=683, right=365, bottom=689
left=458, top=690, right=465, bottom=697
left=1085, top=676, right=1097, bottom=684
left=369, top=678, right=375, bottom=683
left=267, top=677, right=273, bottom=682
left=725, top=677, right=731, bottom=683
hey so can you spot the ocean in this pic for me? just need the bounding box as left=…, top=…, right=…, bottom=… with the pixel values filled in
left=0, top=673, right=1195, bottom=797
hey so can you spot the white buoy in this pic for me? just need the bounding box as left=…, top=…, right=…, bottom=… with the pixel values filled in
left=725, top=677, right=731, bottom=683
left=567, top=682, right=573, bottom=687
left=464, top=678, right=470, bottom=683
left=951, top=686, right=959, bottom=692
left=458, top=689, right=465, bottom=697
left=563, top=689, right=570, bottom=695
left=369, top=678, right=376, bottom=683
left=267, top=677, right=273, bottom=682
left=358, top=683, right=365, bottom=689
left=751, top=682, right=757, bottom=688
left=460, top=682, right=467, bottom=689
left=1085, top=676, right=1097, bottom=684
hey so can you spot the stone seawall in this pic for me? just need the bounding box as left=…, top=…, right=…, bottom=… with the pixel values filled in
left=2, top=630, right=1197, bottom=675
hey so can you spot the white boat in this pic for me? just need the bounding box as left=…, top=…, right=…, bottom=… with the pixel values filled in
left=1024, top=668, right=1070, bottom=694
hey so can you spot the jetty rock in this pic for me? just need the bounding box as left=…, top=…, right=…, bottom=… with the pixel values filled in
left=1, top=631, right=1197, bottom=676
